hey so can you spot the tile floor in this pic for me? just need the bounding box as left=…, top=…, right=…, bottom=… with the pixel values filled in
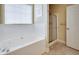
left=44, top=41, right=79, bottom=55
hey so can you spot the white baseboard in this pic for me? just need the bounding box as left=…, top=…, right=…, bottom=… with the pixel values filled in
left=57, top=39, right=65, bottom=44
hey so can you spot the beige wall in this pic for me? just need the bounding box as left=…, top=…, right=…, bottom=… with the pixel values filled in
left=0, top=5, right=2, bottom=24
left=49, top=4, right=73, bottom=43
left=0, top=4, right=4, bottom=24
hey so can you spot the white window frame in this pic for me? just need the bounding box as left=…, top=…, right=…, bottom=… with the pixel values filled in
left=1, top=4, right=34, bottom=24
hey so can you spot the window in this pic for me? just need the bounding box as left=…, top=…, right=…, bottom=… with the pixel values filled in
left=4, top=4, right=33, bottom=24
left=34, top=4, right=43, bottom=23
left=34, top=4, right=42, bottom=18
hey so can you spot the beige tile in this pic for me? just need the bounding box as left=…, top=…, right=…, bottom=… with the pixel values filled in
left=44, top=41, right=79, bottom=55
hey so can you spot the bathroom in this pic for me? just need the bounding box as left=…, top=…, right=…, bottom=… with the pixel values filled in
left=0, top=4, right=48, bottom=55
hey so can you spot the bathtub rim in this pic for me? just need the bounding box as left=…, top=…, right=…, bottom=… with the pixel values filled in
left=2, top=37, right=45, bottom=55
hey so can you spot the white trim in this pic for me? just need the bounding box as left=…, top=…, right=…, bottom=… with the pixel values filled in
left=44, top=4, right=49, bottom=53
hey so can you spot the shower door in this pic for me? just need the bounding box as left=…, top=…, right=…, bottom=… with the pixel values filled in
left=49, top=15, right=57, bottom=43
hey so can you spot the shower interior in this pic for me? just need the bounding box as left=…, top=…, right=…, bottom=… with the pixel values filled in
left=49, top=5, right=57, bottom=43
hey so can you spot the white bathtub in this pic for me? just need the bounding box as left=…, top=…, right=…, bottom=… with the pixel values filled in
left=0, top=33, right=46, bottom=55
left=0, top=25, right=46, bottom=55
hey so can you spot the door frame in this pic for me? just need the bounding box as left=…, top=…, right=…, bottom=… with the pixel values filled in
left=43, top=4, right=49, bottom=53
